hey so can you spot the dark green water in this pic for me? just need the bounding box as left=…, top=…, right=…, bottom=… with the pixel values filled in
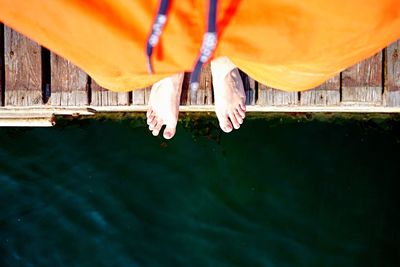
left=0, top=113, right=399, bottom=267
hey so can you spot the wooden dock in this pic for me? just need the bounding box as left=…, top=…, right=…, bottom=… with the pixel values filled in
left=1, top=25, right=400, bottom=126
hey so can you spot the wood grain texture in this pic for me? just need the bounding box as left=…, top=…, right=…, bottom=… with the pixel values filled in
left=342, top=51, right=383, bottom=104
left=300, top=75, right=340, bottom=106
left=50, top=53, right=88, bottom=106
left=4, top=27, right=42, bottom=106
left=239, top=71, right=256, bottom=105
left=144, top=87, right=152, bottom=104
left=187, top=64, right=213, bottom=105
left=131, top=88, right=145, bottom=105
left=132, top=87, right=152, bottom=105
left=257, top=84, right=298, bottom=106
left=384, top=42, right=400, bottom=106
left=180, top=73, right=191, bottom=105
left=90, top=80, right=130, bottom=106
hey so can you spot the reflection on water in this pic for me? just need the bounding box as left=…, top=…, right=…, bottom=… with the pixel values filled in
left=0, top=114, right=399, bottom=267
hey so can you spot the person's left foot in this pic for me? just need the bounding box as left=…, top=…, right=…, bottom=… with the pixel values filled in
left=211, top=57, right=246, bottom=133
left=146, top=72, right=184, bottom=139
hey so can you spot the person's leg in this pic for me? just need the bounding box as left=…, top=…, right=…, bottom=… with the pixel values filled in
left=146, top=72, right=184, bottom=139
left=211, top=57, right=246, bottom=133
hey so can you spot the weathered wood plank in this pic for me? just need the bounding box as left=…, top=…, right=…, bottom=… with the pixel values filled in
left=239, top=71, right=256, bottom=105
left=90, top=80, right=130, bottom=106
left=342, top=51, right=383, bottom=105
left=300, top=75, right=340, bottom=106
left=131, top=88, right=146, bottom=105
left=144, top=87, right=152, bottom=105
left=187, top=64, right=213, bottom=105
left=132, top=87, right=152, bottom=105
left=50, top=53, right=88, bottom=106
left=384, top=42, right=400, bottom=107
left=257, top=84, right=298, bottom=106
left=180, top=72, right=191, bottom=105
left=4, top=27, right=42, bottom=106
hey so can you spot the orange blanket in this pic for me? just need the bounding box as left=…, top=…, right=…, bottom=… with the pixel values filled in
left=1, top=0, right=400, bottom=92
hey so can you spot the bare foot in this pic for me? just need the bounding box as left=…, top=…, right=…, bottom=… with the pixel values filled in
left=211, top=57, right=246, bottom=133
left=146, top=72, right=184, bottom=139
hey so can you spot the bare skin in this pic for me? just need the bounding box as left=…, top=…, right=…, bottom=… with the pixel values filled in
left=146, top=57, right=246, bottom=139
left=146, top=72, right=184, bottom=139
left=211, top=57, right=246, bottom=133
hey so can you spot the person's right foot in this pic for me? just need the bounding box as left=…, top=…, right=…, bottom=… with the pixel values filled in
left=211, top=57, right=246, bottom=133
left=146, top=72, right=184, bottom=139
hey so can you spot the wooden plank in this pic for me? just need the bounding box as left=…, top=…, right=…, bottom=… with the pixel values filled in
left=384, top=42, right=400, bottom=106
left=180, top=72, right=191, bottom=105
left=342, top=51, right=383, bottom=105
left=4, top=27, right=42, bottom=106
left=90, top=79, right=130, bottom=106
left=68, top=104, right=400, bottom=113
left=131, top=87, right=153, bottom=105
left=257, top=84, right=298, bottom=106
left=189, top=64, right=213, bottom=105
left=131, top=88, right=145, bottom=105
left=50, top=53, right=88, bottom=106
left=239, top=71, right=256, bottom=105
left=144, top=87, right=152, bottom=105
left=300, top=75, right=340, bottom=106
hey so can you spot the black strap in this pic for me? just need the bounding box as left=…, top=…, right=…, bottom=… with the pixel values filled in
left=146, top=0, right=170, bottom=74
left=146, top=0, right=219, bottom=102
left=189, top=0, right=218, bottom=102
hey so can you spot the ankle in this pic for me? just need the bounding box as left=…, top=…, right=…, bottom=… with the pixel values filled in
left=211, top=57, right=237, bottom=77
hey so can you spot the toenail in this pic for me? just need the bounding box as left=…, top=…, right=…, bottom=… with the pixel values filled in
left=164, top=132, right=172, bottom=139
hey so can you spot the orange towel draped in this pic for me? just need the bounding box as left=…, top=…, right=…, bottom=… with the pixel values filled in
left=1, top=0, right=400, bottom=92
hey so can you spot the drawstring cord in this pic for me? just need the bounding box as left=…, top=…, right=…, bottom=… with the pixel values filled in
left=146, top=0, right=170, bottom=74
left=146, top=0, right=218, bottom=102
left=189, top=0, right=218, bottom=101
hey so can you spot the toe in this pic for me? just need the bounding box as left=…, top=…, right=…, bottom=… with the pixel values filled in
left=163, top=121, right=177, bottom=139
left=147, top=114, right=156, bottom=126
left=218, top=115, right=233, bottom=133
left=148, top=116, right=157, bottom=130
left=147, top=109, right=156, bottom=125
left=229, top=111, right=241, bottom=130
left=152, top=119, right=164, bottom=136
left=239, top=103, right=246, bottom=112
left=237, top=107, right=246, bottom=119
left=163, top=127, right=176, bottom=139
left=234, top=110, right=244, bottom=124
left=146, top=108, right=153, bottom=118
